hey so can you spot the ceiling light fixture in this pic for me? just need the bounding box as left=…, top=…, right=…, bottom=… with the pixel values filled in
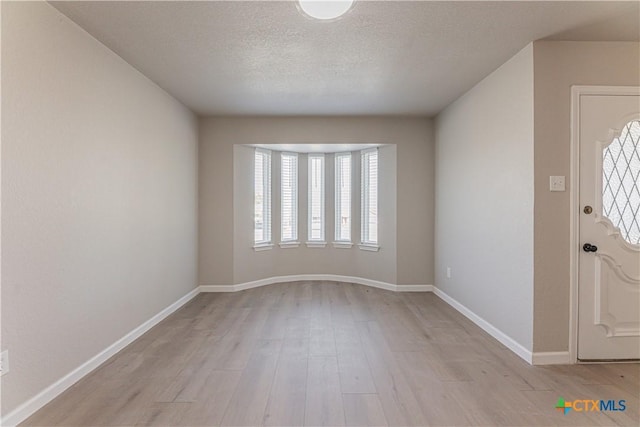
left=298, top=0, right=355, bottom=21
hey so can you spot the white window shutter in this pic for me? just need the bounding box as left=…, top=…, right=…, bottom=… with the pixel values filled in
left=281, top=153, right=298, bottom=242
left=335, top=153, right=352, bottom=242
left=254, top=149, right=271, bottom=244
left=361, top=149, right=378, bottom=245
left=308, top=155, right=325, bottom=241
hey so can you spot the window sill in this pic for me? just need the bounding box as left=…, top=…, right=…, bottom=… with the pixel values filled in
left=253, top=243, right=274, bottom=251
left=333, top=242, right=353, bottom=249
left=279, top=241, right=300, bottom=249
left=358, top=243, right=380, bottom=252
left=306, top=241, right=327, bottom=248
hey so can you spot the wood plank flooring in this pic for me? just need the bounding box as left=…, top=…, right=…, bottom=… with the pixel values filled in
left=22, top=281, right=640, bottom=426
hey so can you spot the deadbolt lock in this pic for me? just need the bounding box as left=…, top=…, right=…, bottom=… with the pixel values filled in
left=583, top=205, right=593, bottom=214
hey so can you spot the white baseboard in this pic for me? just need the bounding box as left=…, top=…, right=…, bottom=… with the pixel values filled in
left=532, top=351, right=571, bottom=365
left=200, top=275, right=432, bottom=293
left=198, top=284, right=237, bottom=292
left=397, top=284, right=433, bottom=292
left=432, top=286, right=533, bottom=365
left=1, top=287, right=200, bottom=427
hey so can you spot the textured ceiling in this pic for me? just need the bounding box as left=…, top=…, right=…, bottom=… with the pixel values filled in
left=50, top=1, right=640, bottom=116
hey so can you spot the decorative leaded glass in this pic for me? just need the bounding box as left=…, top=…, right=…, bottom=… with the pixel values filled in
left=602, top=120, right=640, bottom=245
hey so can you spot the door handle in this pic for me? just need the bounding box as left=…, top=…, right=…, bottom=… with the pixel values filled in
left=583, top=243, right=598, bottom=253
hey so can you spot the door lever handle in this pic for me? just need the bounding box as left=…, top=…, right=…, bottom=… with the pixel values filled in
left=583, top=243, right=598, bottom=253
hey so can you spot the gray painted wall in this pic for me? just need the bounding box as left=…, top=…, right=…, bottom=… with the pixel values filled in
left=435, top=44, right=535, bottom=351
left=1, top=1, right=198, bottom=416
left=199, top=117, right=434, bottom=286
left=532, top=41, right=640, bottom=352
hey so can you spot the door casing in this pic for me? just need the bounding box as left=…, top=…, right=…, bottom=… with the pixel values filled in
left=569, top=85, right=640, bottom=364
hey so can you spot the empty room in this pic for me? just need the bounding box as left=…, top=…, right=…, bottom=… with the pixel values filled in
left=1, top=0, right=639, bottom=426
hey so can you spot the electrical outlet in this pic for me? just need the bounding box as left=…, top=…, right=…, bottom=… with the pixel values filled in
left=0, top=350, right=8, bottom=376
left=446, top=267, right=452, bottom=279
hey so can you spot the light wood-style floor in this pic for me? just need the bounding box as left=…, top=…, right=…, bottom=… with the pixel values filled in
left=23, top=281, right=639, bottom=426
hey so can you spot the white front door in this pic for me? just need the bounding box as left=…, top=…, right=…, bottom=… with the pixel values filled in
left=577, top=89, right=640, bottom=361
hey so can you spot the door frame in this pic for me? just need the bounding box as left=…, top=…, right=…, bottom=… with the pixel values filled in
left=569, top=85, right=640, bottom=363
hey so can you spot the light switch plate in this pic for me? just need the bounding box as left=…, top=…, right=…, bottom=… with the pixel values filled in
left=550, top=176, right=566, bottom=192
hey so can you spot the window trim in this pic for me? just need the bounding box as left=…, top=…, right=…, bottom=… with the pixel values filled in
left=253, top=243, right=274, bottom=251
left=306, top=241, right=327, bottom=248
left=280, top=152, right=299, bottom=243
left=333, top=242, right=353, bottom=249
left=358, top=243, right=380, bottom=252
left=279, top=241, right=300, bottom=249
left=308, top=154, right=325, bottom=243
